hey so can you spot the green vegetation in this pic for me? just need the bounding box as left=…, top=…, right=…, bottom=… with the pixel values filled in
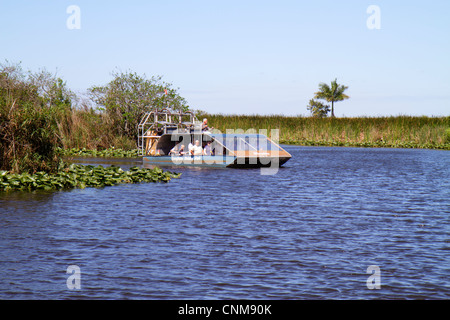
left=57, top=147, right=140, bottom=158
left=88, top=70, right=189, bottom=141
left=306, top=99, right=330, bottom=118
left=1, top=59, right=448, bottom=192
left=0, top=63, right=71, bottom=173
left=0, top=164, right=180, bottom=192
left=312, top=78, right=350, bottom=118
left=204, top=114, right=450, bottom=150
left=0, top=61, right=185, bottom=175
left=0, top=62, right=182, bottom=192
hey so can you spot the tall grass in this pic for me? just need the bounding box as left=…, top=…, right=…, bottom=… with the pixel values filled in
left=0, top=68, right=61, bottom=173
left=57, top=107, right=135, bottom=151
left=0, top=63, right=136, bottom=173
left=205, top=114, right=450, bottom=149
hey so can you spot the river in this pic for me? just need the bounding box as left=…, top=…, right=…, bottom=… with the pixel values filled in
left=0, top=146, right=449, bottom=299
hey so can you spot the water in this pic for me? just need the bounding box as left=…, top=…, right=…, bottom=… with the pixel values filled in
left=0, top=146, right=449, bottom=299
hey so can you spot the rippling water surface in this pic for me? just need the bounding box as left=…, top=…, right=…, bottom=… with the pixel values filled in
left=1, top=146, right=449, bottom=299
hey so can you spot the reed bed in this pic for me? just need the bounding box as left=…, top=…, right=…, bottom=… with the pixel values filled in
left=205, top=114, right=450, bottom=150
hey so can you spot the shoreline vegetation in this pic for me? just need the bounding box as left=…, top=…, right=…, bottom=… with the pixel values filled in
left=0, top=62, right=185, bottom=190
left=1, top=62, right=448, bottom=192
left=57, top=147, right=140, bottom=158
left=61, top=114, right=449, bottom=158
left=205, top=114, right=450, bottom=151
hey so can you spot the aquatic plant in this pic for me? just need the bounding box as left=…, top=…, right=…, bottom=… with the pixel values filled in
left=0, top=164, right=180, bottom=192
left=57, top=147, right=140, bottom=158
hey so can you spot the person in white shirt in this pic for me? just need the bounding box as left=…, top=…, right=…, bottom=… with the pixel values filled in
left=193, top=140, right=203, bottom=156
left=188, top=142, right=194, bottom=155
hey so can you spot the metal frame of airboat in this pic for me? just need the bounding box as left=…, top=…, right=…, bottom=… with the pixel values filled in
left=138, top=109, right=198, bottom=157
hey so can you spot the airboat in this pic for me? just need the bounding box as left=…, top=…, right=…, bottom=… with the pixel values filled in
left=138, top=110, right=291, bottom=168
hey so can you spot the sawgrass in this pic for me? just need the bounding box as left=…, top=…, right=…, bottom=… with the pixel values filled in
left=205, top=114, right=450, bottom=150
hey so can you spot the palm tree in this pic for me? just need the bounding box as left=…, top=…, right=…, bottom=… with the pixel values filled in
left=314, top=78, right=349, bottom=117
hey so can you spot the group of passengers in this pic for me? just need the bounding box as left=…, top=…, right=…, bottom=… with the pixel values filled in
left=169, top=118, right=214, bottom=156
left=170, top=140, right=213, bottom=156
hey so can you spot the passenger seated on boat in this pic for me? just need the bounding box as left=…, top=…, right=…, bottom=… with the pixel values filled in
left=193, top=140, right=203, bottom=156
left=170, top=144, right=186, bottom=156
left=178, top=144, right=186, bottom=155
left=201, top=118, right=214, bottom=132
left=188, top=142, right=194, bottom=155
left=203, top=141, right=212, bottom=156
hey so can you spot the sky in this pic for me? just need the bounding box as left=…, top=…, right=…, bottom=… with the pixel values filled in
left=1, top=0, right=449, bottom=116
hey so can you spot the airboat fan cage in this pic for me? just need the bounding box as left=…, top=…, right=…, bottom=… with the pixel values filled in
left=138, top=109, right=198, bottom=156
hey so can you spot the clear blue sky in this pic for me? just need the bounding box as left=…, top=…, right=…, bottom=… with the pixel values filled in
left=1, top=0, right=449, bottom=116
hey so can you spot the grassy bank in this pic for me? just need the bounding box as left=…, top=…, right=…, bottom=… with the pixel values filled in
left=204, top=114, right=450, bottom=150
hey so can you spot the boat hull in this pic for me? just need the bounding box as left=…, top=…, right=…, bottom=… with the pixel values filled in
left=228, top=156, right=291, bottom=168
left=143, top=155, right=235, bottom=168
left=142, top=154, right=291, bottom=168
